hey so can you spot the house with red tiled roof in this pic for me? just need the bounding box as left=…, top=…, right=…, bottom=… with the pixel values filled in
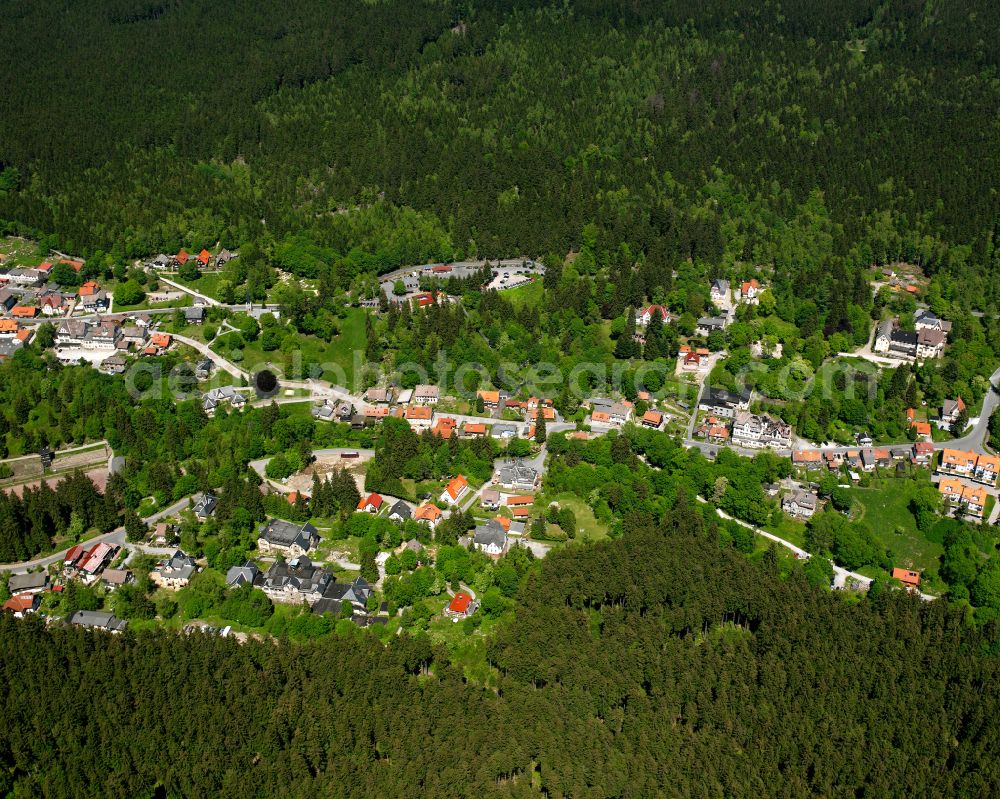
left=357, top=493, right=384, bottom=513
left=197, top=249, right=211, bottom=267
left=413, top=503, right=442, bottom=529
left=78, top=280, right=99, bottom=296
left=175, top=249, right=189, bottom=265
left=911, top=441, right=934, bottom=464
left=147, top=332, right=172, bottom=353
left=636, top=304, right=670, bottom=327
left=506, top=495, right=533, bottom=507
left=462, top=422, right=487, bottom=437
left=2, top=593, right=41, bottom=618
left=641, top=410, right=663, bottom=429
left=891, top=568, right=921, bottom=590
left=445, top=591, right=475, bottom=618
left=431, top=417, right=457, bottom=439
left=10, top=306, right=37, bottom=318
left=440, top=475, right=469, bottom=505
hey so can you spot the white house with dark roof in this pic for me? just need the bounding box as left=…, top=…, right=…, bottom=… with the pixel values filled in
left=473, top=519, right=508, bottom=557
left=257, top=519, right=319, bottom=558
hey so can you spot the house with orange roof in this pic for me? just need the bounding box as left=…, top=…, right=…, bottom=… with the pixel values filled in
left=938, top=479, right=986, bottom=519
left=364, top=405, right=391, bottom=423
left=175, top=249, right=189, bottom=265
left=78, top=280, right=100, bottom=296
left=413, top=503, right=442, bottom=529
left=59, top=259, right=83, bottom=271
left=511, top=506, right=531, bottom=519
left=792, top=450, right=822, bottom=468
left=404, top=404, right=434, bottom=431
left=431, top=417, right=457, bottom=439
left=197, top=249, right=211, bottom=267
left=739, top=278, right=761, bottom=304
left=528, top=406, right=555, bottom=421
left=0, top=319, right=18, bottom=336
left=641, top=410, right=663, bottom=429
left=15, top=328, right=32, bottom=344
left=462, top=422, right=487, bottom=437
left=973, top=453, right=1000, bottom=487
left=477, top=389, right=501, bottom=409
left=2, top=593, right=41, bottom=618
left=148, top=332, right=172, bottom=352
left=357, top=493, right=384, bottom=513
left=591, top=410, right=611, bottom=423
left=937, top=477, right=965, bottom=502
left=891, top=568, right=921, bottom=590
left=440, top=475, right=469, bottom=505
left=962, top=485, right=987, bottom=517
left=939, top=448, right=978, bottom=477
left=506, top=495, right=533, bottom=507
left=10, top=305, right=37, bottom=318
left=911, top=421, right=932, bottom=440
left=682, top=351, right=701, bottom=370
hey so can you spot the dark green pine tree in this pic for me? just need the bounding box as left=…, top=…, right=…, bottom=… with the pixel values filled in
left=615, top=307, right=638, bottom=359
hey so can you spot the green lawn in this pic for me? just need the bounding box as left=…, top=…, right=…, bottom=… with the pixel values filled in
left=113, top=294, right=192, bottom=312
left=543, top=493, right=608, bottom=542
left=170, top=271, right=228, bottom=301
left=217, top=308, right=368, bottom=388
left=762, top=516, right=807, bottom=549
left=847, top=478, right=943, bottom=571
left=504, top=279, right=543, bottom=308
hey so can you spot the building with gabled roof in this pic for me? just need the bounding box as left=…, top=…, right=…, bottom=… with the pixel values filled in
left=473, top=519, right=508, bottom=557
left=445, top=591, right=476, bottom=618
left=357, top=493, right=384, bottom=513
left=441, top=475, right=469, bottom=505
left=3, top=593, right=41, bottom=618
left=413, top=503, right=442, bottom=528
left=68, top=610, right=127, bottom=633
left=257, top=518, right=319, bottom=558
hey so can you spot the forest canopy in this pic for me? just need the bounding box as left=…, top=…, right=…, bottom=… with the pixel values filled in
left=2, top=502, right=1000, bottom=797
left=0, top=0, right=998, bottom=303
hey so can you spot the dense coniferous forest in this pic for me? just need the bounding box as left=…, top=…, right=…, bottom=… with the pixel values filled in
left=3, top=2, right=1000, bottom=794
left=3, top=501, right=1000, bottom=797
left=1, top=0, right=998, bottom=304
